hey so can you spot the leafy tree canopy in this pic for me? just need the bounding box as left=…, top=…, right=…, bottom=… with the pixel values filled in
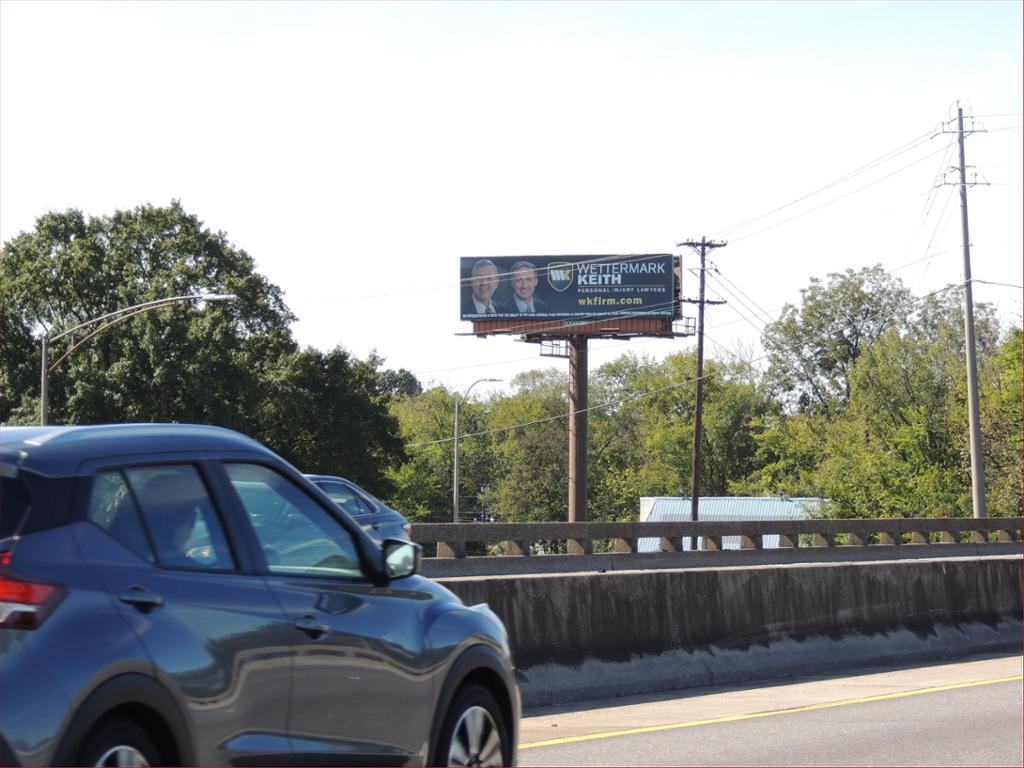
left=1, top=202, right=406, bottom=495
left=762, top=265, right=912, bottom=414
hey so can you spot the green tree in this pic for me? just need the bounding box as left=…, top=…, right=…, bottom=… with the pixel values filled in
left=1, top=203, right=294, bottom=426
left=387, top=386, right=494, bottom=522
left=0, top=302, right=36, bottom=421
left=730, top=410, right=828, bottom=499
left=746, top=288, right=1016, bottom=519
left=980, top=326, right=1022, bottom=518
left=255, top=347, right=406, bottom=497
left=484, top=369, right=568, bottom=522
left=763, top=265, right=912, bottom=414
left=590, top=351, right=773, bottom=520
left=1, top=203, right=407, bottom=488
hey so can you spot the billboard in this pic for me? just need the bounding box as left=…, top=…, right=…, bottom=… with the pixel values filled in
left=459, top=254, right=677, bottom=321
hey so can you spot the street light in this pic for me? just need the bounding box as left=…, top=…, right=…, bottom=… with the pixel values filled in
left=452, top=377, right=501, bottom=523
left=40, top=292, right=236, bottom=425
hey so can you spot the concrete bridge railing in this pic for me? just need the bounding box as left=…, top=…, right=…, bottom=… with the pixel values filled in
left=414, top=520, right=1023, bottom=704
left=412, top=517, right=1023, bottom=578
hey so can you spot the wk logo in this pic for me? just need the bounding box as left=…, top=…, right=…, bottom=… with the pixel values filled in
left=547, top=262, right=574, bottom=292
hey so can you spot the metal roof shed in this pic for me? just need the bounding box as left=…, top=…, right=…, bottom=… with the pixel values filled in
left=638, top=496, right=825, bottom=552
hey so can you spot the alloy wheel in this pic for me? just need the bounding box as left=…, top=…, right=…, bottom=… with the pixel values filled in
left=447, top=704, right=503, bottom=767
left=93, top=745, right=151, bottom=767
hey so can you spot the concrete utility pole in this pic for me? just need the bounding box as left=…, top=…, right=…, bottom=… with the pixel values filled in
left=953, top=105, right=988, bottom=518
left=678, top=238, right=727, bottom=546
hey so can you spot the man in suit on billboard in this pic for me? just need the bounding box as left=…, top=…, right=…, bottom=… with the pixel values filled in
left=501, top=260, right=550, bottom=314
left=462, top=259, right=501, bottom=315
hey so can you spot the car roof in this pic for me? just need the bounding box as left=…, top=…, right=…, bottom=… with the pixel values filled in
left=0, top=423, right=274, bottom=477
left=304, top=474, right=354, bottom=484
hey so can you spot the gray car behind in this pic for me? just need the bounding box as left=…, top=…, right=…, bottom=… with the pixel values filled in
left=305, top=473, right=412, bottom=542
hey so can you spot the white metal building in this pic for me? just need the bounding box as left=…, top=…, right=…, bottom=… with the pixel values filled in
left=638, top=496, right=825, bottom=551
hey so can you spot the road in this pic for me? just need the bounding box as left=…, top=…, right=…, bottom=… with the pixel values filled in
left=519, top=653, right=1023, bottom=766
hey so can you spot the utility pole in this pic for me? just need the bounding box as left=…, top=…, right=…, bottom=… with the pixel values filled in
left=678, top=237, right=727, bottom=547
left=941, top=105, right=987, bottom=518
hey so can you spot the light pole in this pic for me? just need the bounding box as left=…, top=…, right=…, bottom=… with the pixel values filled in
left=452, top=377, right=501, bottom=523
left=40, top=292, right=236, bottom=425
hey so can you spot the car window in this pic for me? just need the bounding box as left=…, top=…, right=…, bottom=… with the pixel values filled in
left=87, top=470, right=154, bottom=562
left=316, top=481, right=373, bottom=517
left=124, top=465, right=235, bottom=571
left=227, top=464, right=363, bottom=579
left=350, top=483, right=386, bottom=511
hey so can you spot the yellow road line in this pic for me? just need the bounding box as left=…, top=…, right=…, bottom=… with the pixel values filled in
left=519, top=674, right=1024, bottom=750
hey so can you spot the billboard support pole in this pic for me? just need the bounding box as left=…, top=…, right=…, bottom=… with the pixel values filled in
left=568, top=334, right=589, bottom=541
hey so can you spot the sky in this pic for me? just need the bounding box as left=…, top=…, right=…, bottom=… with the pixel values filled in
left=2, top=0, right=1021, bottom=399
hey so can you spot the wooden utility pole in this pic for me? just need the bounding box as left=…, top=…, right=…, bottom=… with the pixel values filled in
left=679, top=238, right=727, bottom=546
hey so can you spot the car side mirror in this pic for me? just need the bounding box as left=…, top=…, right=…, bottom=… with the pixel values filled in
left=382, top=539, right=421, bottom=579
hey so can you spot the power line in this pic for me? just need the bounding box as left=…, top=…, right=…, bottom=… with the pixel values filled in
left=971, top=279, right=1024, bottom=290
left=728, top=144, right=951, bottom=244
left=713, top=128, right=937, bottom=239
left=708, top=269, right=776, bottom=325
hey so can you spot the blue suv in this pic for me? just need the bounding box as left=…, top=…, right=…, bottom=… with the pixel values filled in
left=0, top=424, right=518, bottom=767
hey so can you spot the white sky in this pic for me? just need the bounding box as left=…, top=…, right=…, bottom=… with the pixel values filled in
left=2, top=0, right=1021, bottom=398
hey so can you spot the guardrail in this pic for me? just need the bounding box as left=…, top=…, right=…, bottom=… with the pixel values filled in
left=411, top=518, right=1023, bottom=577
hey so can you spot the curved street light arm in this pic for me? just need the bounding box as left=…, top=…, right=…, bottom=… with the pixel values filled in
left=48, top=292, right=234, bottom=342
left=48, top=300, right=183, bottom=373
left=453, top=377, right=502, bottom=523
left=40, top=292, right=235, bottom=424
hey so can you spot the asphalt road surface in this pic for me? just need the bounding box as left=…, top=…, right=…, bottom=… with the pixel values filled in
left=519, top=653, right=1023, bottom=766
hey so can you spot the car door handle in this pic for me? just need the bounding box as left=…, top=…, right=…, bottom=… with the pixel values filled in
left=293, top=615, right=330, bottom=639
left=117, top=586, right=164, bottom=612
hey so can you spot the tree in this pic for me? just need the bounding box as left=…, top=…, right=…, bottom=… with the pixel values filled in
left=484, top=369, right=568, bottom=522
left=1, top=203, right=294, bottom=426
left=980, top=327, right=1022, bottom=518
left=1, top=202, right=407, bottom=487
left=255, top=346, right=406, bottom=498
left=762, top=265, right=912, bottom=414
left=386, top=386, right=495, bottom=522
left=590, top=351, right=773, bottom=520
left=745, top=288, right=1017, bottom=519
left=379, top=367, right=423, bottom=399
left=0, top=302, right=36, bottom=422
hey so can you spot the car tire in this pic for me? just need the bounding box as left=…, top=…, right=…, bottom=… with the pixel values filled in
left=433, top=683, right=510, bottom=767
left=77, top=717, right=165, bottom=767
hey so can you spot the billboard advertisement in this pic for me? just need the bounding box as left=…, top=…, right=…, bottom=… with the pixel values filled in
left=459, top=254, right=677, bottom=321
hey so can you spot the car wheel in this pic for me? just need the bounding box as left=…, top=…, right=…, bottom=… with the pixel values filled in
left=435, top=683, right=509, bottom=767
left=78, top=717, right=164, bottom=767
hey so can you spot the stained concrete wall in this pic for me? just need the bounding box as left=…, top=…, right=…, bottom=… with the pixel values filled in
left=438, top=556, right=1023, bottom=705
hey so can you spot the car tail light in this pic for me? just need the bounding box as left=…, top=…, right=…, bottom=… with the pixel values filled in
left=0, top=554, right=65, bottom=630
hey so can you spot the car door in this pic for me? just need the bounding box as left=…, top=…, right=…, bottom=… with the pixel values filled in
left=221, top=462, right=436, bottom=766
left=74, top=457, right=295, bottom=766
